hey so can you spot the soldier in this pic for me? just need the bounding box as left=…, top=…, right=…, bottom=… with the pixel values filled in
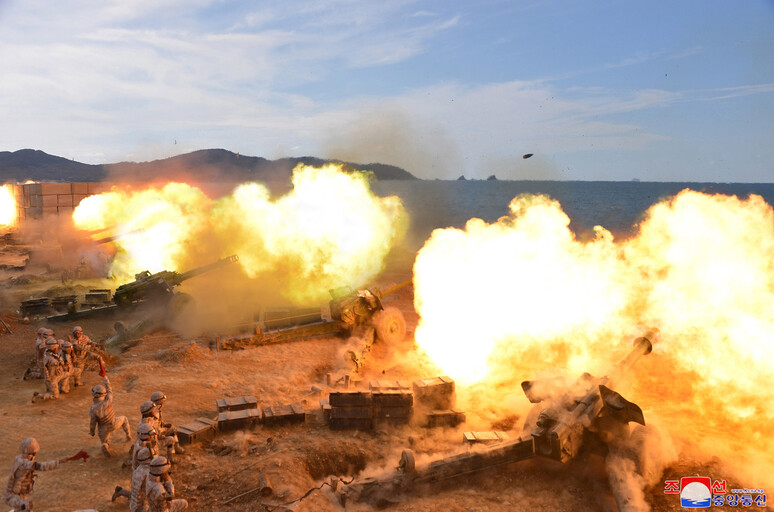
left=3, top=438, right=72, bottom=511
left=32, top=338, right=66, bottom=403
left=70, top=325, right=91, bottom=346
left=111, top=446, right=151, bottom=512
left=138, top=401, right=177, bottom=459
left=90, top=368, right=132, bottom=457
left=69, top=327, right=98, bottom=387
left=146, top=456, right=187, bottom=512
left=58, top=340, right=74, bottom=395
left=23, top=328, right=48, bottom=380
left=150, top=391, right=185, bottom=455
left=128, top=423, right=159, bottom=471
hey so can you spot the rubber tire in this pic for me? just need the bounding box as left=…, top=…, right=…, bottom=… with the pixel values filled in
left=373, top=307, right=406, bottom=344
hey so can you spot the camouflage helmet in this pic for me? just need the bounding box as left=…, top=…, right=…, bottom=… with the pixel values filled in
left=61, top=340, right=73, bottom=350
left=72, top=326, right=83, bottom=334
left=45, top=329, right=54, bottom=337
left=137, top=422, right=157, bottom=440
left=37, top=327, right=47, bottom=336
left=45, top=338, right=60, bottom=349
left=136, top=447, right=152, bottom=463
left=20, top=437, right=40, bottom=456
left=149, top=455, right=170, bottom=476
left=140, top=400, right=156, bottom=416
left=91, top=384, right=107, bottom=398
left=150, top=391, right=166, bottom=404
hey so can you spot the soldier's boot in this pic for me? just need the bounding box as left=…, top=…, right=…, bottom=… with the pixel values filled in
left=174, top=442, right=186, bottom=454
left=112, top=485, right=123, bottom=502
left=31, top=391, right=40, bottom=403
left=101, top=442, right=112, bottom=458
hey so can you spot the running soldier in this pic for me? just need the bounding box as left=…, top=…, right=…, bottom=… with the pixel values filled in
left=58, top=340, right=74, bottom=395
left=89, top=362, right=131, bottom=457
left=146, top=456, right=187, bottom=512
left=3, top=438, right=73, bottom=511
left=32, top=338, right=66, bottom=403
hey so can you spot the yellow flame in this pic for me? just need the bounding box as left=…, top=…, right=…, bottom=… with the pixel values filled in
left=212, top=164, right=407, bottom=303
left=413, top=189, right=774, bottom=486
left=72, top=183, right=211, bottom=279
left=71, top=165, right=406, bottom=299
left=0, top=185, right=17, bottom=226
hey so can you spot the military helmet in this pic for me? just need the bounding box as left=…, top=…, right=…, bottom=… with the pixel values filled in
left=150, top=391, right=166, bottom=404
left=137, top=422, right=157, bottom=440
left=140, top=400, right=156, bottom=415
left=136, top=447, right=152, bottom=463
left=61, top=340, right=73, bottom=350
left=20, top=437, right=40, bottom=455
left=37, top=327, right=47, bottom=336
left=45, top=338, right=60, bottom=349
left=149, top=456, right=170, bottom=476
left=45, top=329, right=54, bottom=337
left=72, top=326, right=83, bottom=334
left=92, top=384, right=107, bottom=398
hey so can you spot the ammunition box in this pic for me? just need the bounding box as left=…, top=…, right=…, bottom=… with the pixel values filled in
left=369, top=380, right=411, bottom=392
left=373, top=406, right=413, bottom=420
left=217, top=408, right=262, bottom=431
left=425, top=409, right=466, bottom=428
left=216, top=395, right=258, bottom=412
left=462, top=431, right=510, bottom=445
left=320, top=398, right=331, bottom=422
left=262, top=403, right=305, bottom=425
left=329, top=417, right=373, bottom=431
left=329, top=391, right=372, bottom=407
left=330, top=407, right=372, bottom=419
left=413, top=376, right=455, bottom=409
left=71, top=183, right=89, bottom=195
left=372, top=390, right=413, bottom=408
left=57, top=195, right=73, bottom=207
left=177, top=417, right=217, bottom=444
left=39, top=183, right=72, bottom=195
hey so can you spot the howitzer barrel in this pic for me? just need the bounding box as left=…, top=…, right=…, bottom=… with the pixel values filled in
left=376, top=277, right=412, bottom=298
left=176, top=254, right=239, bottom=282
left=611, top=328, right=658, bottom=382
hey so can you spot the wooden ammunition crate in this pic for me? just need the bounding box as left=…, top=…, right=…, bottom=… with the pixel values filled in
left=462, top=431, right=510, bottom=445
left=413, top=376, right=455, bottom=409
left=372, top=390, right=413, bottom=408
left=329, top=417, right=373, bottom=431
left=216, top=396, right=258, bottom=412
left=330, top=407, right=372, bottom=419
left=262, top=403, right=305, bottom=425
left=329, top=391, right=372, bottom=407
left=177, top=417, right=217, bottom=444
left=320, top=398, right=332, bottom=423
left=369, top=380, right=411, bottom=392
left=217, top=408, right=262, bottom=431
left=425, top=409, right=466, bottom=428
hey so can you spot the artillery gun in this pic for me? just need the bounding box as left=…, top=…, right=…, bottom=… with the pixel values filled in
left=339, top=329, right=660, bottom=510
left=46, top=255, right=239, bottom=322
left=232, top=278, right=412, bottom=365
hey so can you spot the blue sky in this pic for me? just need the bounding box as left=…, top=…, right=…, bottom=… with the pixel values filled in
left=0, top=0, right=772, bottom=180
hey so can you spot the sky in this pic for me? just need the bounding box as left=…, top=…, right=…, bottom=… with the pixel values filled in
left=0, top=0, right=772, bottom=181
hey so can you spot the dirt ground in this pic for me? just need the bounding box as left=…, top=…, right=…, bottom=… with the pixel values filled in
left=0, top=265, right=762, bottom=512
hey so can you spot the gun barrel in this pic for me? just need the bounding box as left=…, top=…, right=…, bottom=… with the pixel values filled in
left=376, top=278, right=412, bottom=298
left=176, top=254, right=239, bottom=282
left=613, top=328, right=658, bottom=378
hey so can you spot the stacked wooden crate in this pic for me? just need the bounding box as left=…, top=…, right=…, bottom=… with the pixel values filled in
left=370, top=380, right=413, bottom=425
left=13, top=182, right=110, bottom=221
left=328, top=391, right=373, bottom=430
left=216, top=396, right=263, bottom=432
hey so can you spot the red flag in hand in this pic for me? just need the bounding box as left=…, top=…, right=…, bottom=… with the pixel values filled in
left=98, top=358, right=106, bottom=377
left=67, top=450, right=90, bottom=463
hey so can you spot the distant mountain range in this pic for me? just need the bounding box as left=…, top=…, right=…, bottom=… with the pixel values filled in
left=0, top=149, right=418, bottom=183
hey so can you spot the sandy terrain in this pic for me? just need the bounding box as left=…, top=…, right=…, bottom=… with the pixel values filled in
left=0, top=268, right=760, bottom=512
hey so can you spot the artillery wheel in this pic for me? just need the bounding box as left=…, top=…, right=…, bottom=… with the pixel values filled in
left=373, top=307, right=406, bottom=344
left=398, top=449, right=416, bottom=474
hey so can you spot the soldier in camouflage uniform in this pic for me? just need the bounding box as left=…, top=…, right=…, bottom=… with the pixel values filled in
left=129, top=423, right=159, bottom=471
left=69, top=326, right=96, bottom=387
left=89, top=373, right=131, bottom=457
left=58, top=340, right=74, bottom=395
left=150, top=391, right=184, bottom=455
left=3, top=438, right=71, bottom=511
left=23, top=328, right=48, bottom=380
left=32, top=338, right=66, bottom=403
left=139, top=401, right=179, bottom=459
left=112, top=446, right=152, bottom=512
left=146, top=456, right=187, bottom=512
